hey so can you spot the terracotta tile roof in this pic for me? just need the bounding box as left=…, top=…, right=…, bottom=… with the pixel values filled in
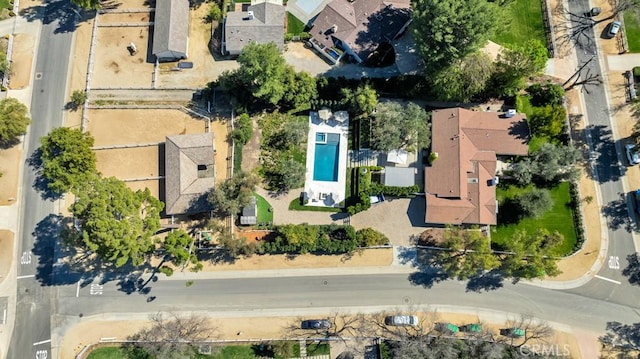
left=310, top=0, right=411, bottom=61
left=425, top=108, right=530, bottom=225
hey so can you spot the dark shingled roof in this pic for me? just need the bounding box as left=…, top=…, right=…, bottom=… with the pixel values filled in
left=153, top=0, right=190, bottom=60
left=164, top=133, right=215, bottom=215
left=425, top=108, right=530, bottom=225
left=310, top=0, right=411, bottom=61
left=224, top=2, right=285, bottom=56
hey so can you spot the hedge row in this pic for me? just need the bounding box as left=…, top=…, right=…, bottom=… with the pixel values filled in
left=347, top=167, right=373, bottom=215
left=568, top=181, right=585, bottom=253
left=257, top=224, right=388, bottom=254
left=370, top=184, right=419, bottom=197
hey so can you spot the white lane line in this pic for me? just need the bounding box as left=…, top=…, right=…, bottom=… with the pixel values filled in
left=2, top=309, right=6, bottom=324
left=76, top=281, right=80, bottom=298
left=16, top=274, right=35, bottom=279
left=594, top=275, right=622, bottom=285
left=33, top=339, right=51, bottom=346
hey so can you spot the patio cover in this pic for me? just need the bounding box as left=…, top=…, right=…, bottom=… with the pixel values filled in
left=387, top=149, right=408, bottom=164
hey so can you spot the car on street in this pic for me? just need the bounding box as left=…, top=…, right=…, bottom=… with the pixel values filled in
left=626, top=144, right=640, bottom=165
left=384, top=315, right=418, bottom=326
left=608, top=21, right=621, bottom=37
left=301, top=319, right=330, bottom=330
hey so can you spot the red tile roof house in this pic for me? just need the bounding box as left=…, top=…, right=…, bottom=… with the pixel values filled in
left=424, top=108, right=530, bottom=226
left=308, top=0, right=412, bottom=64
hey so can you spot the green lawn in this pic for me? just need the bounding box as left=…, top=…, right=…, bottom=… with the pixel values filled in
left=87, top=347, right=128, bottom=359
left=516, top=95, right=549, bottom=152
left=493, top=0, right=546, bottom=48
left=0, top=0, right=10, bottom=10
left=624, top=10, right=640, bottom=53
left=254, top=192, right=273, bottom=223
left=207, top=345, right=255, bottom=358
left=289, top=197, right=342, bottom=212
left=306, top=342, right=330, bottom=356
left=492, top=182, right=577, bottom=256
left=286, top=12, right=306, bottom=35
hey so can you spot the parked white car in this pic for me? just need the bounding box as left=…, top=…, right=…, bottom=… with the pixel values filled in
left=385, top=315, right=418, bottom=326
left=626, top=144, right=640, bottom=165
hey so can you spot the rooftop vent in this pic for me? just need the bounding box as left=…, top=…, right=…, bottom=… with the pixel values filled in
left=243, top=11, right=254, bottom=20
left=330, top=24, right=338, bottom=33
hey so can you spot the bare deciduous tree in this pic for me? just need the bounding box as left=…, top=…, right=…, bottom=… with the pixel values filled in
left=127, top=311, right=218, bottom=358
left=498, top=314, right=554, bottom=348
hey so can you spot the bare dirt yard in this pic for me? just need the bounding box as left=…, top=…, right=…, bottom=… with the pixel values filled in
left=88, top=109, right=229, bottom=197
left=91, top=26, right=153, bottom=88
left=156, top=3, right=239, bottom=88
left=65, top=19, right=93, bottom=128
left=86, top=109, right=206, bottom=146
left=0, top=145, right=20, bottom=205
left=0, top=230, right=13, bottom=283
left=8, top=33, right=35, bottom=90
left=95, top=146, right=160, bottom=180
left=98, top=12, right=150, bottom=24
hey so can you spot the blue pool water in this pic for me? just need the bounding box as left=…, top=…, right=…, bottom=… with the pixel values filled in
left=313, top=133, right=341, bottom=182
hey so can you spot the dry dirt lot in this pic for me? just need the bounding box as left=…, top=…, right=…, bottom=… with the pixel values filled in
left=91, top=26, right=153, bottom=88
left=65, top=19, right=93, bottom=128
left=0, top=230, right=13, bottom=283
left=0, top=145, right=20, bottom=205
left=99, top=12, right=150, bottom=24
left=9, top=33, right=35, bottom=90
left=88, top=109, right=229, bottom=196
left=86, top=109, right=207, bottom=146
left=95, top=146, right=160, bottom=180
left=156, top=3, right=239, bottom=88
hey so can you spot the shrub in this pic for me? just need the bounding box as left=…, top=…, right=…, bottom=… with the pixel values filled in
left=370, top=184, right=419, bottom=197
left=569, top=182, right=585, bottom=252
left=356, top=228, right=389, bottom=247
left=261, top=224, right=358, bottom=254
left=232, top=113, right=253, bottom=144
left=284, top=33, right=293, bottom=42
left=526, top=83, right=565, bottom=107
left=206, top=2, right=222, bottom=22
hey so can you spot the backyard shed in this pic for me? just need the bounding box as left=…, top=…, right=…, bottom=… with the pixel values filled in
left=240, top=196, right=258, bottom=225
left=153, top=0, right=190, bottom=61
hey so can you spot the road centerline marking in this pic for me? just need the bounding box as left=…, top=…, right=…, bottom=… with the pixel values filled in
left=594, top=275, right=622, bottom=285
left=33, top=339, right=51, bottom=346
left=76, top=282, right=80, bottom=298
left=16, top=274, right=35, bottom=279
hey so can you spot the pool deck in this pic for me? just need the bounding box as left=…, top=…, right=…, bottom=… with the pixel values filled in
left=304, top=111, right=349, bottom=207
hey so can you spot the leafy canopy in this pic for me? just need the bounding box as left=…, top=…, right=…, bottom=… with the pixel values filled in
left=70, top=177, right=164, bottom=267
left=0, top=98, right=30, bottom=146
left=71, top=0, right=100, bottom=9
left=371, top=102, right=430, bottom=152
left=207, top=171, right=258, bottom=217
left=159, top=229, right=202, bottom=276
left=432, top=51, right=495, bottom=102
left=437, top=225, right=500, bottom=280
left=40, top=127, right=97, bottom=194
left=412, top=0, right=499, bottom=72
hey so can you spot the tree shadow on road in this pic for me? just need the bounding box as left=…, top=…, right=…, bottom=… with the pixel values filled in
left=584, top=124, right=622, bottom=184
left=601, top=192, right=635, bottom=233
left=27, top=148, right=64, bottom=201
left=622, top=253, right=640, bottom=286
left=19, top=0, right=96, bottom=34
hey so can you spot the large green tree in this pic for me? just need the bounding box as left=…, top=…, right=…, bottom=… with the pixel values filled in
left=432, top=51, right=495, bottom=102
left=437, top=225, right=500, bottom=280
left=281, top=68, right=317, bottom=110
left=371, top=102, right=430, bottom=152
left=207, top=171, right=258, bottom=217
left=412, top=0, right=499, bottom=72
left=70, top=177, right=163, bottom=267
left=342, top=85, right=378, bottom=118
left=40, top=127, right=97, bottom=194
left=500, top=229, right=562, bottom=279
left=0, top=98, right=30, bottom=146
left=512, top=143, right=581, bottom=185
left=491, top=40, right=549, bottom=97
left=158, top=229, right=202, bottom=276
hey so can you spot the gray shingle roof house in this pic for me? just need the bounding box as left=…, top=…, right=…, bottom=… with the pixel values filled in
left=309, top=0, right=411, bottom=64
left=164, top=133, right=215, bottom=215
left=223, top=0, right=285, bottom=56
left=153, top=0, right=190, bottom=61
left=240, top=196, right=258, bottom=225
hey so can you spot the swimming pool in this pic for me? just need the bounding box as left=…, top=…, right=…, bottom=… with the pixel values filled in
left=313, top=133, right=341, bottom=182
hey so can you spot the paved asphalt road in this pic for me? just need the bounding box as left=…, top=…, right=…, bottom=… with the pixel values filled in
left=7, top=0, right=75, bottom=358
left=55, top=274, right=640, bottom=335
left=560, top=0, right=640, bottom=307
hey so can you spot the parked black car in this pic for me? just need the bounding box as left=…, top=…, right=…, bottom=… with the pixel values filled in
left=301, top=319, right=330, bottom=330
